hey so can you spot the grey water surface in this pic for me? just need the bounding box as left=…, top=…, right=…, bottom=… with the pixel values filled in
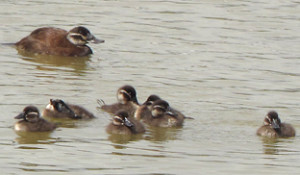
left=0, top=0, right=300, bottom=174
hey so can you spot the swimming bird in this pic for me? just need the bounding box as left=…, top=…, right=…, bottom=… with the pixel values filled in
left=43, top=99, right=95, bottom=119
left=106, top=111, right=145, bottom=135
left=135, top=99, right=183, bottom=127
left=257, top=111, right=296, bottom=138
left=15, top=26, right=104, bottom=57
left=14, top=106, right=56, bottom=132
left=135, top=94, right=187, bottom=122
left=99, top=85, right=140, bottom=118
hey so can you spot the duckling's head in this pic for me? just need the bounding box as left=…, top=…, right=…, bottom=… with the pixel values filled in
left=143, top=94, right=161, bottom=106
left=264, top=111, right=281, bottom=130
left=117, top=85, right=138, bottom=104
left=112, top=111, right=134, bottom=128
left=46, top=99, right=81, bottom=119
left=67, top=26, right=104, bottom=46
left=151, top=100, right=176, bottom=118
left=15, top=106, right=40, bottom=122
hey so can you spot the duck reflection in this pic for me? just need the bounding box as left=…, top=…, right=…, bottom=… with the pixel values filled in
left=145, top=127, right=181, bottom=142
left=19, top=51, right=91, bottom=74
left=15, top=131, right=56, bottom=144
left=42, top=117, right=81, bottom=129
left=108, top=134, right=144, bottom=146
left=260, top=137, right=295, bottom=155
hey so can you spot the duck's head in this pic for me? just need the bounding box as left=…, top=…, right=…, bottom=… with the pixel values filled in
left=264, top=111, right=281, bottom=130
left=67, top=26, right=104, bottom=46
left=112, top=111, right=134, bottom=128
left=15, top=106, right=40, bottom=122
left=143, top=94, right=161, bottom=106
left=46, top=99, right=81, bottom=119
left=151, top=100, right=176, bottom=118
left=117, top=85, right=138, bottom=104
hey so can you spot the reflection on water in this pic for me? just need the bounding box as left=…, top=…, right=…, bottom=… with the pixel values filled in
left=260, top=137, right=296, bottom=155
left=145, top=127, right=181, bottom=142
left=19, top=50, right=91, bottom=74
left=15, top=131, right=56, bottom=144
left=43, top=116, right=91, bottom=128
left=107, top=126, right=182, bottom=145
left=108, top=133, right=144, bottom=146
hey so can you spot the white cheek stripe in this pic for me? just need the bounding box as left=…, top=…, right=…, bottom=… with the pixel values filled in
left=28, top=112, right=38, bottom=116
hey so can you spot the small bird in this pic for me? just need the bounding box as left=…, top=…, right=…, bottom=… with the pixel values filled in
left=135, top=99, right=183, bottom=127
left=106, top=111, right=145, bottom=135
left=43, top=99, right=95, bottom=119
left=15, top=26, right=104, bottom=57
left=14, top=106, right=56, bottom=132
left=135, top=94, right=186, bottom=123
left=99, top=85, right=140, bottom=117
left=257, top=111, right=296, bottom=138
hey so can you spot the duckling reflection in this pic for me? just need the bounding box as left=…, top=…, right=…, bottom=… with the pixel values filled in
left=135, top=99, right=183, bottom=127
left=43, top=99, right=95, bottom=120
left=14, top=106, right=56, bottom=132
left=99, top=85, right=140, bottom=118
left=15, top=132, right=55, bottom=144
left=16, top=26, right=104, bottom=57
left=257, top=111, right=296, bottom=138
left=145, top=127, right=180, bottom=142
left=259, top=137, right=280, bottom=155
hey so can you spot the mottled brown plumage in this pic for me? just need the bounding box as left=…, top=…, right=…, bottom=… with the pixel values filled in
left=135, top=100, right=183, bottom=127
left=16, top=26, right=104, bottom=57
left=106, top=111, right=145, bottom=135
left=100, top=85, right=139, bottom=118
left=257, top=111, right=296, bottom=138
left=14, top=106, right=56, bottom=132
left=43, top=99, right=95, bottom=120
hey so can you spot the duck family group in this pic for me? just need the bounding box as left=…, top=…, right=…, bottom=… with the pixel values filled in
left=13, top=26, right=296, bottom=138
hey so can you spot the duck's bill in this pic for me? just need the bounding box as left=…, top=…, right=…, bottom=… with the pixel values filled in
left=89, top=35, right=105, bottom=44
left=271, top=120, right=280, bottom=129
left=124, top=117, right=134, bottom=127
left=15, top=112, right=24, bottom=119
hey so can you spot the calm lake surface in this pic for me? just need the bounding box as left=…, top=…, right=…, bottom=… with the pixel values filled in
left=0, top=0, right=300, bottom=174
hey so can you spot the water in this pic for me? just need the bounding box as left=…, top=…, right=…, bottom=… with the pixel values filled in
left=1, top=0, right=300, bottom=174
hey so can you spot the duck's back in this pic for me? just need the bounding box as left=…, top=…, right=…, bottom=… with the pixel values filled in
left=69, top=104, right=95, bottom=119
left=15, top=118, right=56, bottom=132
left=16, top=27, right=91, bottom=56
left=279, top=123, right=296, bottom=137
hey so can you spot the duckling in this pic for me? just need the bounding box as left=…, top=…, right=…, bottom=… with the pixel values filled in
left=99, top=85, right=140, bottom=117
left=42, top=99, right=95, bottom=120
left=106, top=111, right=145, bottom=135
left=135, top=94, right=186, bottom=122
left=257, top=111, right=296, bottom=138
left=14, top=106, right=56, bottom=132
left=135, top=99, right=183, bottom=127
left=15, top=26, right=104, bottom=57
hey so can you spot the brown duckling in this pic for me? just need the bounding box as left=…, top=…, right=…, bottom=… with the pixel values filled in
left=135, top=94, right=186, bottom=123
left=99, top=85, right=140, bottom=117
left=135, top=99, right=183, bottom=127
left=14, top=106, right=56, bottom=132
left=257, top=111, right=296, bottom=138
left=15, top=26, right=104, bottom=57
left=106, top=111, right=145, bottom=135
left=43, top=99, right=95, bottom=120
